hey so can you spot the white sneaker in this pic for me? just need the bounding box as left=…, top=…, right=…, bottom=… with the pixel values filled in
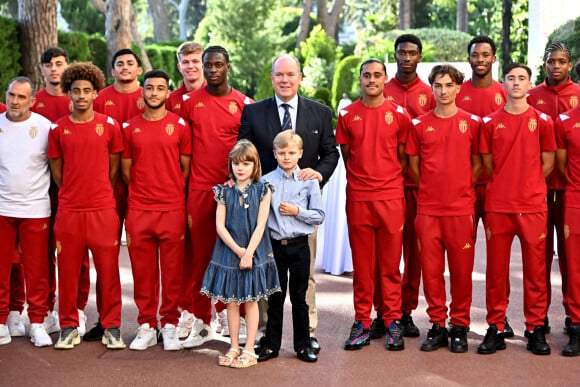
left=0, top=324, right=11, bottom=345
left=7, top=311, right=25, bottom=337
left=44, top=310, right=60, bottom=334
left=161, top=324, right=182, bottom=351
left=30, top=323, right=52, bottom=347
left=177, top=310, right=195, bottom=339
left=239, top=317, right=247, bottom=339
left=77, top=310, right=87, bottom=337
left=129, top=323, right=157, bottom=350
left=182, top=319, right=213, bottom=349
left=216, top=310, right=229, bottom=336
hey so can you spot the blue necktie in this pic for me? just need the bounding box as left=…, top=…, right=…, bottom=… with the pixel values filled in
left=281, top=103, right=292, bottom=130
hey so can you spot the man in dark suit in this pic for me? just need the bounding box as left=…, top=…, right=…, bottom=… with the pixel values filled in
left=238, top=53, right=338, bottom=360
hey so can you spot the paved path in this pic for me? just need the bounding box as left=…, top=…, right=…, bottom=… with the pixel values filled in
left=1, top=225, right=577, bottom=386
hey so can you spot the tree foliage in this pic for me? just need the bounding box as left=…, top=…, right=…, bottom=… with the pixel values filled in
left=60, top=0, right=105, bottom=35
left=194, top=0, right=288, bottom=97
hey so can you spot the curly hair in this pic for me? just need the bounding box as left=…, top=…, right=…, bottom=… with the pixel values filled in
left=60, top=62, right=106, bottom=93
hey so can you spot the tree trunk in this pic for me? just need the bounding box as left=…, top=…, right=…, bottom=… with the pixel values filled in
left=178, top=0, right=190, bottom=40
left=501, top=0, right=513, bottom=67
left=105, top=0, right=133, bottom=74
left=399, top=0, right=412, bottom=29
left=456, top=0, right=468, bottom=32
left=315, top=0, right=344, bottom=41
left=316, top=0, right=327, bottom=31
left=148, top=0, right=170, bottom=41
left=18, top=0, right=58, bottom=92
left=96, top=0, right=151, bottom=74
left=296, top=0, right=313, bottom=48
left=326, top=0, right=345, bottom=40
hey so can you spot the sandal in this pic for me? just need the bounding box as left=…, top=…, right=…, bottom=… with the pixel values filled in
left=218, top=348, right=240, bottom=367
left=230, top=349, right=258, bottom=368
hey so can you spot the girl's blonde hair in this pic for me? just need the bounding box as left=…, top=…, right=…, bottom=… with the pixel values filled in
left=228, top=139, right=262, bottom=182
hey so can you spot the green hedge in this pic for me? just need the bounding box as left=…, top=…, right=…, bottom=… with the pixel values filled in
left=0, top=16, right=21, bottom=100
left=331, top=55, right=361, bottom=111
left=356, top=28, right=472, bottom=64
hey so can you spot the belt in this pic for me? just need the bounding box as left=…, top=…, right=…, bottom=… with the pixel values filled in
left=273, top=235, right=308, bottom=246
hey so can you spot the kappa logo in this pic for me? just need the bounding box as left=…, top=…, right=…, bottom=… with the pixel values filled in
left=496, top=123, right=505, bottom=130
left=137, top=97, right=145, bottom=110
left=462, top=242, right=472, bottom=250
left=426, top=126, right=435, bottom=132
left=462, top=96, right=472, bottom=101
left=353, top=115, right=362, bottom=121
left=574, top=122, right=580, bottom=128
left=539, top=232, right=546, bottom=240
left=114, top=240, right=119, bottom=246
left=386, top=96, right=395, bottom=102
left=42, top=223, right=48, bottom=230
left=536, top=99, right=545, bottom=105
left=571, top=96, right=578, bottom=108
left=63, top=129, right=71, bottom=135
left=134, top=128, right=142, bottom=134
left=37, top=102, right=45, bottom=108
left=174, top=103, right=181, bottom=110
left=196, top=101, right=204, bottom=108
left=105, top=100, right=115, bottom=106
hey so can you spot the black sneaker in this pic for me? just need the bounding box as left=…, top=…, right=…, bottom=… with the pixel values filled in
left=562, top=324, right=580, bottom=357
left=477, top=324, right=506, bottom=354
left=525, top=316, right=552, bottom=338
left=526, top=326, right=550, bottom=355
left=344, top=321, right=370, bottom=350
left=420, top=324, right=448, bottom=352
left=401, top=313, right=420, bottom=337
left=385, top=320, right=404, bottom=351
left=369, top=316, right=387, bottom=339
left=543, top=315, right=551, bottom=334
left=449, top=325, right=468, bottom=353
left=83, top=318, right=104, bottom=341
left=503, top=317, right=514, bottom=338
left=564, top=316, right=572, bottom=335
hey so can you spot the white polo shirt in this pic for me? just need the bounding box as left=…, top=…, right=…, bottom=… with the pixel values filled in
left=0, top=112, right=51, bottom=218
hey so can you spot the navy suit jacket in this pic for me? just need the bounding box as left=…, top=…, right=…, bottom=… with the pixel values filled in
left=238, top=95, right=338, bottom=186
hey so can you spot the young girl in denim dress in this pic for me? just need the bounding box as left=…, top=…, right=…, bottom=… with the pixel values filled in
left=201, top=139, right=280, bottom=368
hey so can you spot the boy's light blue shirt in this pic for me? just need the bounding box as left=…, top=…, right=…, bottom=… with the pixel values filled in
left=264, top=165, right=325, bottom=240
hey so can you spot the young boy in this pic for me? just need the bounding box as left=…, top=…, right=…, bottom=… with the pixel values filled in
left=48, top=62, right=125, bottom=350
left=257, top=130, right=324, bottom=363
left=478, top=63, right=556, bottom=355
left=407, top=65, right=481, bottom=353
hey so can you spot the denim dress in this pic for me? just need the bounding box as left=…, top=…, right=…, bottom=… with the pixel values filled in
left=201, top=180, right=281, bottom=304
